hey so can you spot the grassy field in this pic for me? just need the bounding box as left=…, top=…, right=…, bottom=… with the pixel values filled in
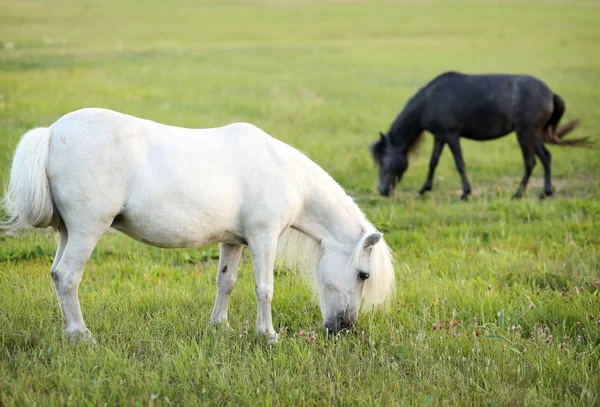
left=1, top=0, right=600, bottom=405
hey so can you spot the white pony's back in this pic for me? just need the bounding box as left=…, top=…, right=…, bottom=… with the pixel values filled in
left=44, top=108, right=309, bottom=248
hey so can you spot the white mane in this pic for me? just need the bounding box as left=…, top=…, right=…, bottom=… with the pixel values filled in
left=276, top=227, right=321, bottom=277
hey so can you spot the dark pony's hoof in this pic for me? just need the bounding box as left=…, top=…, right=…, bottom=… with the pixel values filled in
left=459, top=193, right=469, bottom=201
left=512, top=192, right=523, bottom=200
left=539, top=190, right=555, bottom=200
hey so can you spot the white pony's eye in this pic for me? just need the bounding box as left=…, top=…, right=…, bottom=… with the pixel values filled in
left=358, top=271, right=370, bottom=281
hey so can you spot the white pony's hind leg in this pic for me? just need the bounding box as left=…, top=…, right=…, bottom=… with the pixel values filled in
left=248, top=231, right=279, bottom=343
left=50, top=223, right=108, bottom=342
left=51, top=225, right=68, bottom=277
left=50, top=225, right=68, bottom=327
left=210, top=243, right=244, bottom=329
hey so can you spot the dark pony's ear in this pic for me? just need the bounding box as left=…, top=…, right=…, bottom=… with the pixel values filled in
left=370, top=132, right=388, bottom=165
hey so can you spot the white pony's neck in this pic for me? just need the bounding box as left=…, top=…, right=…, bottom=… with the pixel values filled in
left=293, top=159, right=368, bottom=248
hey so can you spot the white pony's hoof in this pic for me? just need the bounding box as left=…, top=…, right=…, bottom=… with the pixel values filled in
left=212, top=322, right=234, bottom=333
left=267, top=333, right=279, bottom=344
left=65, top=328, right=96, bottom=344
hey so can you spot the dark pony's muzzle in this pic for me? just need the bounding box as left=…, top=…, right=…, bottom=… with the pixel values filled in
left=378, top=185, right=391, bottom=197
left=378, top=182, right=395, bottom=197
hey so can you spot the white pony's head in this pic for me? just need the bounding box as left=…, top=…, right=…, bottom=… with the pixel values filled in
left=277, top=226, right=395, bottom=333
left=316, top=231, right=395, bottom=332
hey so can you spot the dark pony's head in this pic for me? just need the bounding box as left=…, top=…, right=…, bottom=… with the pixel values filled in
left=370, top=131, right=423, bottom=197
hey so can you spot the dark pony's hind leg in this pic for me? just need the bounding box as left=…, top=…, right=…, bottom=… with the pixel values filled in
left=446, top=136, right=471, bottom=201
left=419, top=138, right=445, bottom=196
left=513, top=128, right=537, bottom=199
left=535, top=142, right=553, bottom=199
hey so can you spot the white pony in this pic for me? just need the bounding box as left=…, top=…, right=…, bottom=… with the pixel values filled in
left=2, top=108, right=395, bottom=343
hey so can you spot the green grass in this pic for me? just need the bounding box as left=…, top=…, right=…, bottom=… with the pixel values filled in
left=1, top=0, right=600, bottom=405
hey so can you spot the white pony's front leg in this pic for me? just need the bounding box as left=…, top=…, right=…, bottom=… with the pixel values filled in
left=210, top=243, right=244, bottom=329
left=248, top=231, right=278, bottom=343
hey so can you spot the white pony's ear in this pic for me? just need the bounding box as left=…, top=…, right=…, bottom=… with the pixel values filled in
left=363, top=232, right=382, bottom=249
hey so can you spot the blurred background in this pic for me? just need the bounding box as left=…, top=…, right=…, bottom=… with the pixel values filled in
left=1, top=0, right=598, bottom=197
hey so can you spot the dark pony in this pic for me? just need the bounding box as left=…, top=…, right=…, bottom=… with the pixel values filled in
left=371, top=72, right=591, bottom=200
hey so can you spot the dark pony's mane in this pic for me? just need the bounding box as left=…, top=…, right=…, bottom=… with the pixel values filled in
left=406, top=131, right=425, bottom=155
left=387, top=90, right=427, bottom=155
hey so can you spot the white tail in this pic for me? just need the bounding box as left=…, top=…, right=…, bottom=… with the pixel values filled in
left=2, top=127, right=54, bottom=231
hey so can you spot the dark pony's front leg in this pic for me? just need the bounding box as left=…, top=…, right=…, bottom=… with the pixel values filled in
left=447, top=136, right=471, bottom=201
left=419, top=138, right=445, bottom=196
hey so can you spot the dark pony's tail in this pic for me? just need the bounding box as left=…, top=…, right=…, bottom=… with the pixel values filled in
left=544, top=94, right=593, bottom=147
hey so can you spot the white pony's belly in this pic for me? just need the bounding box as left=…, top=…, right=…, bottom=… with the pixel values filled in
left=111, top=211, right=246, bottom=248
left=112, top=161, right=247, bottom=248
